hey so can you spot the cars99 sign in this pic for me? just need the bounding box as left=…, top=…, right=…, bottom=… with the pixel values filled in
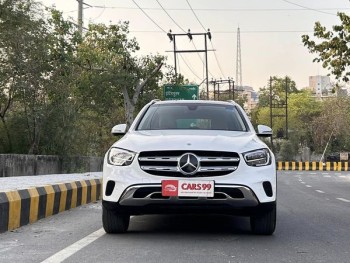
left=162, top=180, right=214, bottom=197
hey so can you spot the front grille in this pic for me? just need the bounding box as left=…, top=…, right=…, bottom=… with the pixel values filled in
left=138, top=150, right=240, bottom=177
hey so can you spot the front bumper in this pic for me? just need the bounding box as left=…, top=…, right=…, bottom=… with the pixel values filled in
left=103, top=199, right=276, bottom=216
left=102, top=183, right=276, bottom=216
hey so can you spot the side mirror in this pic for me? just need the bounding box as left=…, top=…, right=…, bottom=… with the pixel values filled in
left=257, top=125, right=272, bottom=137
left=111, top=124, right=127, bottom=136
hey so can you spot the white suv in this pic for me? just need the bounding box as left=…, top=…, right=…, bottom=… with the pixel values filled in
left=102, top=100, right=276, bottom=235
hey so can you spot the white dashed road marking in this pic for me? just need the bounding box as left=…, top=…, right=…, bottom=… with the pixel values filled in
left=339, top=176, right=346, bottom=178
left=41, top=228, right=105, bottom=263
left=306, top=185, right=312, bottom=188
left=315, top=190, right=325, bottom=193
left=336, top=198, right=350, bottom=203
left=301, top=182, right=306, bottom=184
left=323, top=175, right=331, bottom=178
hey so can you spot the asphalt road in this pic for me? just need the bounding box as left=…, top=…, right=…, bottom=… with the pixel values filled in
left=1, top=171, right=349, bottom=263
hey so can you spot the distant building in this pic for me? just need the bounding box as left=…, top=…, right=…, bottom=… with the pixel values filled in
left=308, top=75, right=331, bottom=96
left=236, top=86, right=259, bottom=113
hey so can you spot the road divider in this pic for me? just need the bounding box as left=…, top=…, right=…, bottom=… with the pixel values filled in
left=277, top=161, right=349, bottom=171
left=0, top=179, right=101, bottom=233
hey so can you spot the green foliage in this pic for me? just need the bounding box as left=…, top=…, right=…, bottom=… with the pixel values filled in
left=279, top=140, right=297, bottom=161
left=0, top=1, right=172, bottom=156
left=302, top=12, right=350, bottom=82
left=258, top=76, right=298, bottom=107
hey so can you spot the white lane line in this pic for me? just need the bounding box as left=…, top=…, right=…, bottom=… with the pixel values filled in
left=315, top=190, right=325, bottom=193
left=322, top=173, right=329, bottom=175
left=323, top=175, right=331, bottom=178
left=339, top=176, right=346, bottom=178
left=301, top=182, right=306, bottom=184
left=336, top=198, right=350, bottom=203
left=41, top=228, right=105, bottom=263
left=309, top=172, right=317, bottom=175
left=306, top=185, right=312, bottom=188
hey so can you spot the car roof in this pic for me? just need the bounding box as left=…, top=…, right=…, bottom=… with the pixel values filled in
left=152, top=100, right=239, bottom=106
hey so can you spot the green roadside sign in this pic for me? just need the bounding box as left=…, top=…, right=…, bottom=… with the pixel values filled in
left=163, top=84, right=199, bottom=100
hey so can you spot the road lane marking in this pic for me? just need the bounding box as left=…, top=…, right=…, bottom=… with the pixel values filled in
left=315, top=190, right=325, bottom=193
left=41, top=228, right=105, bottom=263
left=301, top=182, right=305, bottom=184
left=323, top=175, right=331, bottom=178
left=322, top=173, right=329, bottom=175
left=336, top=198, right=350, bottom=203
left=339, top=176, right=346, bottom=178
left=309, top=172, right=317, bottom=175
left=306, top=185, right=312, bottom=188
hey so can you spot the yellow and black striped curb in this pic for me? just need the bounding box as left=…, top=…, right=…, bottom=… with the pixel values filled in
left=277, top=161, right=349, bottom=171
left=0, top=179, right=101, bottom=233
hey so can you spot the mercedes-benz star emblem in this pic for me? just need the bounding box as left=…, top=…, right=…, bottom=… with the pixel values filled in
left=178, top=153, right=200, bottom=175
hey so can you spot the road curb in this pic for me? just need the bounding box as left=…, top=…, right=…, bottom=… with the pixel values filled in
left=0, top=179, right=101, bottom=233
left=277, top=161, right=349, bottom=171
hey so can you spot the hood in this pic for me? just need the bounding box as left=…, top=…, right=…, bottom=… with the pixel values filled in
left=112, top=130, right=267, bottom=154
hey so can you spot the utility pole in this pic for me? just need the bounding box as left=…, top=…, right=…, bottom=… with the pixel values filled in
left=269, top=76, right=289, bottom=151
left=167, top=29, right=213, bottom=100
left=78, top=0, right=83, bottom=35
left=269, top=77, right=273, bottom=149
left=210, top=78, right=234, bottom=100
left=285, top=77, right=288, bottom=139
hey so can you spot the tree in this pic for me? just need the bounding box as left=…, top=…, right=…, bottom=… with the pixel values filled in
left=258, top=76, right=298, bottom=107
left=76, top=22, right=165, bottom=128
left=302, top=12, right=350, bottom=82
left=310, top=97, right=350, bottom=153
left=0, top=0, right=53, bottom=153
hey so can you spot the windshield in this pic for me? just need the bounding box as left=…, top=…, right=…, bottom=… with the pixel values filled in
left=137, top=103, right=248, bottom=131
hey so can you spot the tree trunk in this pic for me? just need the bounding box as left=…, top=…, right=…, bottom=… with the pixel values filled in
left=121, top=63, right=163, bottom=128
left=0, top=116, right=13, bottom=152
left=121, top=86, right=135, bottom=129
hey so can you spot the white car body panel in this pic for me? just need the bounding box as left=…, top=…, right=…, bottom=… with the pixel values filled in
left=103, top=100, right=276, bottom=206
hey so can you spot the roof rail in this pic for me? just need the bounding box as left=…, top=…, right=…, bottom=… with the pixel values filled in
left=150, top=99, right=161, bottom=104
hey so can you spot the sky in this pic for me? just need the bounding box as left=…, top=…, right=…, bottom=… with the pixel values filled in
left=40, top=0, right=350, bottom=91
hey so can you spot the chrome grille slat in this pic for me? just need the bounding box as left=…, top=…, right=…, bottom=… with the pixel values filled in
left=138, top=157, right=179, bottom=162
left=199, top=167, right=237, bottom=172
left=138, top=150, right=240, bottom=177
left=141, top=166, right=178, bottom=172
left=199, top=157, right=240, bottom=162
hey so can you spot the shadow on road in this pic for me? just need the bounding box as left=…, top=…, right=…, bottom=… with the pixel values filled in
left=127, top=214, right=252, bottom=235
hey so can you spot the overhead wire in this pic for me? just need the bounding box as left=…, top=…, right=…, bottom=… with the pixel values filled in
left=155, top=0, right=186, bottom=33
left=281, top=0, right=337, bottom=16
left=155, top=0, right=208, bottom=80
left=131, top=0, right=167, bottom=33
left=186, top=0, right=226, bottom=78
left=178, top=53, right=202, bottom=80
left=90, top=6, right=348, bottom=12
left=129, top=30, right=314, bottom=34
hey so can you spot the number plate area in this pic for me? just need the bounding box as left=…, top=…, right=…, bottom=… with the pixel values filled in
left=162, top=180, right=214, bottom=197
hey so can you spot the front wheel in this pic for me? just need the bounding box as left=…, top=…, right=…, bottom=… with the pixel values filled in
left=102, top=205, right=130, bottom=234
left=250, top=203, right=276, bottom=235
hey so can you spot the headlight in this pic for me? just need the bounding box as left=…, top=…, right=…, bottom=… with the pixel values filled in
left=107, top=148, right=135, bottom=166
left=243, top=149, right=271, bottom=167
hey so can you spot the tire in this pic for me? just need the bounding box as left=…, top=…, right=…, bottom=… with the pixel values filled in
left=250, top=203, right=276, bottom=235
left=102, top=205, right=130, bottom=234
